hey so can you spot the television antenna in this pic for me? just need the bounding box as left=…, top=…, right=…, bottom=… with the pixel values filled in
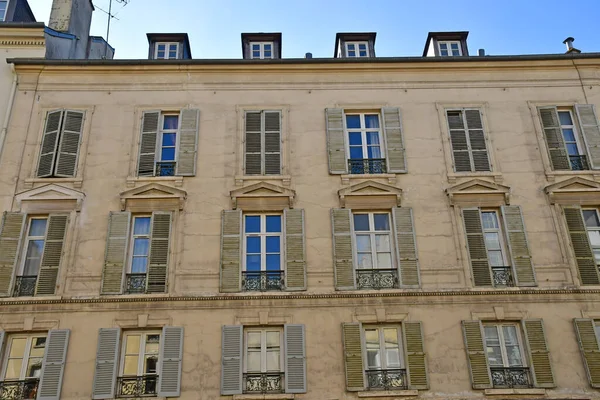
left=95, top=0, right=130, bottom=58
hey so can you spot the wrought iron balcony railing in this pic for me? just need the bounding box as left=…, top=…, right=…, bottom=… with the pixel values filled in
left=116, top=375, right=158, bottom=398
left=155, top=162, right=176, bottom=177
left=366, top=369, right=408, bottom=391
left=243, top=373, right=284, bottom=394
left=570, top=155, right=589, bottom=171
left=125, top=273, right=147, bottom=294
left=0, top=378, right=39, bottom=400
left=348, top=158, right=387, bottom=174
left=12, top=276, right=37, bottom=297
left=242, top=270, right=285, bottom=292
left=490, top=367, right=532, bottom=388
left=491, top=266, right=514, bottom=287
left=356, top=269, right=400, bottom=290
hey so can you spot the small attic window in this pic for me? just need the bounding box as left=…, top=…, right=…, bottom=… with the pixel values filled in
left=250, top=42, right=273, bottom=59
left=345, top=42, right=369, bottom=57
left=155, top=42, right=179, bottom=60
left=438, top=41, right=461, bottom=56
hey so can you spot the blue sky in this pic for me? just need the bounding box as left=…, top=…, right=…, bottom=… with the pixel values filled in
left=28, top=0, right=600, bottom=59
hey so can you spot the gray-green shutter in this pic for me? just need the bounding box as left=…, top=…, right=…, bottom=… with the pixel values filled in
left=332, top=208, right=355, bottom=290
left=175, top=109, right=199, bottom=176
left=264, top=111, right=282, bottom=175
left=36, top=214, right=68, bottom=296
left=576, top=104, right=600, bottom=170
left=563, top=206, right=600, bottom=285
left=92, top=328, right=121, bottom=399
left=0, top=212, right=25, bottom=297
left=382, top=107, right=407, bottom=173
left=244, top=111, right=262, bottom=175
left=221, top=325, right=243, bottom=395
left=574, top=318, right=600, bottom=388
left=538, top=107, right=570, bottom=170
left=158, top=326, right=184, bottom=397
left=403, top=321, right=428, bottom=389
left=465, top=109, right=491, bottom=172
left=462, top=208, right=492, bottom=286
left=284, top=209, right=306, bottom=291
left=392, top=207, right=420, bottom=287
left=462, top=320, right=492, bottom=389
left=501, top=206, right=536, bottom=286
left=326, top=108, right=348, bottom=174
left=54, top=110, right=85, bottom=177
left=342, top=322, right=365, bottom=391
left=38, top=329, right=70, bottom=400
left=37, top=110, right=64, bottom=178
left=522, top=319, right=556, bottom=388
left=220, top=210, right=242, bottom=292
left=447, top=110, right=471, bottom=172
left=147, top=212, right=171, bottom=293
left=138, top=111, right=160, bottom=176
left=101, top=212, right=130, bottom=295
left=284, top=324, right=307, bottom=393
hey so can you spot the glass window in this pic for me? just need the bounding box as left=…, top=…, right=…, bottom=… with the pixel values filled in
left=558, top=109, right=587, bottom=170
left=0, top=1, right=7, bottom=22
left=244, top=215, right=282, bottom=272
left=364, top=326, right=403, bottom=370
left=438, top=41, right=462, bottom=56
left=583, top=209, right=600, bottom=264
left=353, top=212, right=393, bottom=270
left=484, top=324, right=525, bottom=368
left=345, top=42, right=370, bottom=58
left=249, top=42, right=274, bottom=59
left=2, top=334, right=47, bottom=381
left=244, top=328, right=282, bottom=373
left=20, top=218, right=48, bottom=277
left=121, top=332, right=160, bottom=377
left=155, top=42, right=179, bottom=60
left=345, top=113, right=382, bottom=161
left=154, top=113, right=180, bottom=176
left=481, top=211, right=508, bottom=268
left=130, top=216, right=151, bottom=274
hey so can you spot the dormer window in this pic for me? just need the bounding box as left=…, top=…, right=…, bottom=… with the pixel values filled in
left=334, top=33, right=376, bottom=59
left=438, top=41, right=462, bottom=56
left=0, top=0, right=7, bottom=21
left=250, top=42, right=273, bottom=59
left=155, top=42, right=179, bottom=60
left=345, top=42, right=369, bottom=57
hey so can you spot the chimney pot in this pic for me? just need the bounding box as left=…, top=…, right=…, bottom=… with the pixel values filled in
left=562, top=37, right=580, bottom=54
left=305, top=52, right=313, bottom=59
left=478, top=49, right=486, bottom=56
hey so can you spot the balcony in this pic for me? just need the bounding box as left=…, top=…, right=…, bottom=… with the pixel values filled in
left=155, top=162, right=176, bottom=177
left=12, top=276, right=37, bottom=297
left=116, top=375, right=158, bottom=398
left=356, top=269, right=399, bottom=290
left=569, top=155, right=589, bottom=171
left=0, top=378, right=39, bottom=400
left=243, top=373, right=284, bottom=394
left=491, top=266, right=514, bottom=287
left=348, top=158, right=387, bottom=174
left=366, top=369, right=408, bottom=391
left=242, top=270, right=285, bottom=292
left=125, top=273, right=147, bottom=294
left=490, top=367, right=532, bottom=389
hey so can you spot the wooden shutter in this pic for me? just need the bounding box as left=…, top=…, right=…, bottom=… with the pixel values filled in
left=92, top=328, right=121, bottom=399
left=220, top=210, right=242, bottom=292
left=576, top=104, right=600, bottom=170
left=462, top=320, right=492, bottom=389
left=264, top=111, right=282, bottom=175
left=462, top=208, right=492, bottom=286
left=158, top=326, right=184, bottom=397
left=284, top=324, right=307, bottom=393
left=175, top=109, right=199, bottom=176
left=538, top=107, right=570, bottom=170
left=284, top=209, right=306, bottom=291
left=0, top=212, right=25, bottom=296
left=36, top=214, right=68, bottom=296
left=332, top=208, right=355, bottom=290
left=392, top=207, right=420, bottom=287
left=403, top=321, right=428, bottom=389
left=101, top=212, right=130, bottom=295
left=465, top=109, right=491, bottom=172
left=147, top=212, right=171, bottom=293
left=382, top=107, right=407, bottom=173
left=54, top=110, right=85, bottom=177
left=501, top=206, right=536, bottom=286
left=138, top=111, right=160, bottom=176
left=244, top=111, right=262, bottom=175
left=522, top=319, right=555, bottom=388
left=37, top=110, right=64, bottom=178
left=325, top=108, right=348, bottom=174
left=574, top=318, right=600, bottom=388
left=447, top=110, right=472, bottom=172
left=342, top=322, right=365, bottom=391
left=221, top=325, right=243, bottom=395
left=563, top=206, right=600, bottom=285
left=38, top=329, right=70, bottom=400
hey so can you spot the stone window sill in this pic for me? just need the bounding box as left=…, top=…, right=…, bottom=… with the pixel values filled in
left=235, top=175, right=291, bottom=187
left=24, top=177, right=83, bottom=189
left=341, top=173, right=398, bottom=185
left=545, top=169, right=600, bottom=182
left=447, top=171, right=503, bottom=184
left=126, top=176, right=184, bottom=188
left=233, top=394, right=294, bottom=400
left=484, top=388, right=546, bottom=395
left=358, top=390, right=419, bottom=397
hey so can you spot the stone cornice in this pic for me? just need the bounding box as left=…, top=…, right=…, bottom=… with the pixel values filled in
left=0, top=26, right=45, bottom=48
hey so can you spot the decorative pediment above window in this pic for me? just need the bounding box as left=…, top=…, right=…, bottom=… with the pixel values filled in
left=15, top=184, right=85, bottom=212
left=230, top=182, right=296, bottom=211
left=338, top=180, right=402, bottom=208
left=120, top=183, right=187, bottom=212
left=446, top=178, right=510, bottom=207
left=545, top=177, right=600, bottom=205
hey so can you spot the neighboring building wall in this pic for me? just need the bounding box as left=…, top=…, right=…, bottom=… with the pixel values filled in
left=87, top=35, right=114, bottom=59
left=48, top=0, right=94, bottom=59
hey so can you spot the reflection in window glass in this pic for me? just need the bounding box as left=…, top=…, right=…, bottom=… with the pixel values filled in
left=353, top=213, right=393, bottom=270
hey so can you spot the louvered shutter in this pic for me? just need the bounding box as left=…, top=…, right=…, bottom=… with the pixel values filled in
left=38, top=329, right=70, bottom=400
left=342, top=322, right=365, bottom=391
left=175, top=109, right=199, bottom=176
left=563, top=206, right=600, bottom=285
left=36, top=214, right=68, bottom=296
left=264, top=111, right=282, bottom=175
left=325, top=108, right=348, bottom=174
left=522, top=319, right=555, bottom=388
left=221, top=325, right=243, bottom=395
left=538, top=107, right=570, bottom=170
left=92, top=328, right=121, bottom=399
left=465, top=109, right=491, bottom=172
left=244, top=111, right=262, bottom=175
left=0, top=212, right=25, bottom=296
left=0, top=330, right=4, bottom=353
left=576, top=104, right=600, bottom=170
left=158, top=326, right=184, bottom=397
left=37, top=110, right=64, bottom=178
left=284, top=324, right=307, bottom=393
left=403, top=321, right=428, bottom=389
left=382, top=107, right=407, bottom=173
left=501, top=206, right=536, bottom=286
left=138, top=111, right=160, bottom=176
left=462, top=320, right=492, bottom=389
left=392, top=207, right=420, bottom=287
left=574, top=318, right=600, bottom=388
left=101, top=212, right=130, bottom=295
left=220, top=210, right=242, bottom=292
left=462, top=208, right=492, bottom=286
left=332, top=208, right=355, bottom=290
left=147, top=212, right=171, bottom=293
left=54, top=110, right=84, bottom=177
left=284, top=209, right=306, bottom=291
left=447, top=110, right=472, bottom=172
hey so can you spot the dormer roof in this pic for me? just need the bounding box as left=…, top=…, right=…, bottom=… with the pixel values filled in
left=334, top=32, right=376, bottom=58
left=423, top=31, right=469, bottom=57
left=146, top=33, right=192, bottom=60
left=241, top=32, right=282, bottom=59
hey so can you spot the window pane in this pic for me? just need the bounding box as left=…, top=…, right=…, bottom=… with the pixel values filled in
left=9, top=338, right=27, bottom=358
left=349, top=147, right=364, bottom=159
left=264, top=44, right=272, bottom=51
left=359, top=51, right=367, bottom=57
left=562, top=129, right=576, bottom=142
left=348, top=132, right=362, bottom=145
left=481, top=212, right=498, bottom=229
left=346, top=115, right=361, bottom=129
left=169, top=44, right=178, bottom=51
left=266, top=350, right=280, bottom=371
left=125, top=335, right=141, bottom=354
left=247, top=332, right=261, bottom=348
left=264, top=51, right=272, bottom=58
left=161, top=148, right=175, bottom=161
left=5, top=359, right=23, bottom=380
left=266, top=215, right=281, bottom=233
left=384, top=328, right=398, bottom=346
left=374, top=214, right=390, bottom=231
left=502, top=326, right=519, bottom=345
left=558, top=111, right=573, bottom=126
left=357, top=253, right=373, bottom=269
left=266, top=331, right=280, bottom=347
left=358, top=44, right=366, bottom=50
left=246, top=255, right=261, bottom=271
left=484, top=326, right=500, bottom=344
left=486, top=345, right=503, bottom=366
left=134, top=217, right=151, bottom=235
left=566, top=143, right=580, bottom=156
left=347, top=44, right=355, bottom=51
left=594, top=248, right=600, bottom=264
left=26, top=358, right=43, bottom=378
left=169, top=51, right=177, bottom=59
left=365, top=329, right=380, bottom=369
left=131, top=257, right=147, bottom=273
left=157, top=51, right=165, bottom=58
left=375, top=235, right=390, bottom=252
left=158, top=45, right=166, bottom=51
left=367, top=146, right=382, bottom=159
left=440, top=43, right=448, bottom=50
left=266, top=236, right=280, bottom=253
left=145, top=339, right=160, bottom=355
left=252, top=44, right=260, bottom=51
left=246, top=237, right=260, bottom=253
left=356, top=235, right=371, bottom=252
left=364, top=115, right=380, bottom=129
left=247, top=351, right=261, bottom=372
left=252, top=51, right=260, bottom=58
left=145, top=356, right=158, bottom=374
left=348, top=51, right=356, bottom=57
left=506, top=345, right=523, bottom=366
left=440, top=50, right=448, bottom=56
left=29, top=219, right=47, bottom=237
left=386, top=348, right=401, bottom=368
left=163, top=115, right=179, bottom=130
left=123, top=355, right=139, bottom=375
left=484, top=232, right=501, bottom=250
left=366, top=132, right=380, bottom=145
left=584, top=210, right=600, bottom=227
left=29, top=338, right=46, bottom=358
left=588, top=231, right=600, bottom=247
left=488, top=251, right=504, bottom=267
left=133, top=238, right=149, bottom=256
left=162, top=133, right=176, bottom=146
left=266, top=254, right=280, bottom=271
left=450, top=43, right=459, bottom=50
left=451, top=50, right=460, bottom=56
left=245, top=216, right=260, bottom=233
left=376, top=253, right=392, bottom=269
left=353, top=214, right=370, bottom=231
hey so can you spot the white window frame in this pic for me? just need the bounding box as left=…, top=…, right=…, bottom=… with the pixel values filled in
left=345, top=41, right=369, bottom=57
left=557, top=108, right=585, bottom=161
left=362, top=325, right=404, bottom=371
left=483, top=323, right=527, bottom=368
left=119, top=330, right=161, bottom=377
left=480, top=209, right=509, bottom=268
left=154, top=42, right=179, bottom=60
left=595, top=321, right=600, bottom=343
left=0, top=0, right=9, bottom=22
left=352, top=211, right=395, bottom=270
left=18, top=217, right=48, bottom=277
left=157, top=113, right=180, bottom=163
left=438, top=40, right=462, bottom=56
left=249, top=42, right=274, bottom=60
left=1, top=333, right=47, bottom=381
left=344, top=113, right=385, bottom=161
left=242, top=214, right=283, bottom=273
left=582, top=208, right=600, bottom=265
left=127, top=215, right=152, bottom=274
left=243, top=328, right=284, bottom=374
